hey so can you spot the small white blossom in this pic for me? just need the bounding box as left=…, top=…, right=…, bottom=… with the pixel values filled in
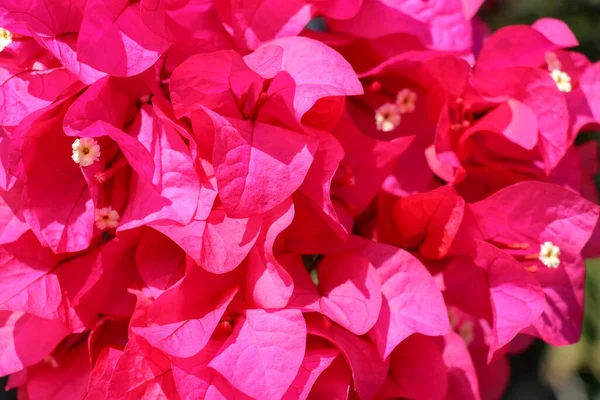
left=72, top=137, right=101, bottom=167
left=0, top=28, right=13, bottom=52
left=375, top=103, right=402, bottom=132
left=539, top=241, right=561, bottom=268
left=551, top=69, right=572, bottom=93
left=95, top=207, right=120, bottom=230
left=396, top=88, right=418, bottom=114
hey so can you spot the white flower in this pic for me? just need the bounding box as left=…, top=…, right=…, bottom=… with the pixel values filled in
left=396, top=88, right=418, bottom=114
left=539, top=241, right=561, bottom=268
left=72, top=137, right=101, bottom=167
left=375, top=103, right=402, bottom=132
left=95, top=207, right=120, bottom=230
left=0, top=28, right=13, bottom=52
left=551, top=69, right=572, bottom=93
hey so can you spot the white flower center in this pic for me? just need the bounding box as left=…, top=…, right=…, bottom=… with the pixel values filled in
left=396, top=88, right=418, bottom=114
left=72, top=137, right=101, bottom=167
left=0, top=28, right=13, bottom=52
left=551, top=69, right=572, bottom=93
left=95, top=207, right=120, bottom=230
left=539, top=241, right=561, bottom=268
left=375, top=103, right=401, bottom=132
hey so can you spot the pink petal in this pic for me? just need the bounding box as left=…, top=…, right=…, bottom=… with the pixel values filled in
left=63, top=77, right=137, bottom=137
left=172, top=360, right=251, bottom=400
left=0, top=184, right=29, bottom=245
left=477, top=25, right=559, bottom=70
left=387, top=334, right=448, bottom=400
left=282, top=348, right=340, bottom=400
left=25, top=340, right=91, bottom=400
left=77, top=0, right=171, bottom=77
left=527, top=252, right=585, bottom=345
left=209, top=309, right=307, bottom=400
left=247, top=198, right=296, bottom=308
left=208, top=113, right=318, bottom=217
left=307, top=355, right=352, bottom=400
left=308, top=0, right=362, bottom=19
left=169, top=50, right=263, bottom=119
left=392, top=185, right=465, bottom=260
left=106, top=338, right=176, bottom=399
left=474, top=67, right=569, bottom=172
left=317, top=251, right=382, bottom=335
left=0, top=311, right=70, bottom=376
left=532, top=18, right=579, bottom=48
left=135, top=229, right=186, bottom=299
left=364, top=243, right=450, bottom=359
left=132, top=284, right=238, bottom=358
left=0, top=67, right=78, bottom=127
left=465, top=181, right=600, bottom=254
left=471, top=99, right=539, bottom=151
left=443, top=331, right=482, bottom=400
left=215, top=0, right=313, bottom=50
left=86, top=347, right=124, bottom=400
left=119, top=106, right=200, bottom=229
left=200, top=210, right=262, bottom=274
left=307, top=315, right=389, bottom=400
left=247, top=37, right=363, bottom=127
left=474, top=241, right=545, bottom=358
left=329, top=0, right=474, bottom=53
left=0, top=232, right=63, bottom=320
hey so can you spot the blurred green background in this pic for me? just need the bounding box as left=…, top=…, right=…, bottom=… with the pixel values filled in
left=481, top=1, right=600, bottom=399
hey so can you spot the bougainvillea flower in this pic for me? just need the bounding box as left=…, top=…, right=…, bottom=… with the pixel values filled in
left=170, top=36, right=362, bottom=217
left=455, top=181, right=599, bottom=346
left=475, top=18, right=600, bottom=145
left=0, top=2, right=598, bottom=399
left=443, top=239, right=545, bottom=358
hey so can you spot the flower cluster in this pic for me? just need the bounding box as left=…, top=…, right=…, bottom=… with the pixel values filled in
left=0, top=1, right=599, bottom=399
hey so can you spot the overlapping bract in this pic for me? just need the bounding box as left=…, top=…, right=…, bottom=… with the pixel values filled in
left=0, top=1, right=599, bottom=399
